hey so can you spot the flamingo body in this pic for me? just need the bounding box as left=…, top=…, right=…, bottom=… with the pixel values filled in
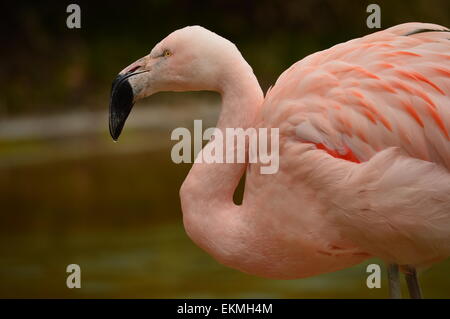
left=183, top=23, right=450, bottom=279
left=244, top=23, right=450, bottom=277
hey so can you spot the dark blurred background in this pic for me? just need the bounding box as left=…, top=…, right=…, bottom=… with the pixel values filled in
left=0, top=0, right=449, bottom=298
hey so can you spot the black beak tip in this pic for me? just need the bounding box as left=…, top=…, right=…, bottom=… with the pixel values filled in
left=110, top=129, right=119, bottom=142
left=108, top=111, right=123, bottom=141
left=109, top=74, right=135, bottom=141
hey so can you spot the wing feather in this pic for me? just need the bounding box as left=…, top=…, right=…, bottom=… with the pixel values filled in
left=264, top=23, right=450, bottom=168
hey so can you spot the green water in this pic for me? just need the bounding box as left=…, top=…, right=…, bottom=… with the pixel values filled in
left=0, top=135, right=449, bottom=298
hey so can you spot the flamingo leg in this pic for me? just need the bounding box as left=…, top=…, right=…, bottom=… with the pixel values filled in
left=404, top=265, right=423, bottom=299
left=387, top=263, right=402, bottom=299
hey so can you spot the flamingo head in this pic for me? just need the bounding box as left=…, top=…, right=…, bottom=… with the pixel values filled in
left=109, top=25, right=241, bottom=141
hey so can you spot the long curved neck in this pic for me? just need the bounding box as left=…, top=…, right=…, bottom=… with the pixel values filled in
left=180, top=59, right=264, bottom=216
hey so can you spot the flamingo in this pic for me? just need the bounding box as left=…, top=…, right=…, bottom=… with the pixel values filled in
left=108, top=23, right=450, bottom=298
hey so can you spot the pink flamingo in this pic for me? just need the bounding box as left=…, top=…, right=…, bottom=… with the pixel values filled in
left=109, top=23, right=450, bottom=298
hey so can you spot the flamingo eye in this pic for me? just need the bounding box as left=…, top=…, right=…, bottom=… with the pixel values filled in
left=163, top=49, right=172, bottom=57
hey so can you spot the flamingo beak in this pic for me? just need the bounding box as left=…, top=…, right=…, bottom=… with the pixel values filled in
left=109, top=72, right=136, bottom=141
